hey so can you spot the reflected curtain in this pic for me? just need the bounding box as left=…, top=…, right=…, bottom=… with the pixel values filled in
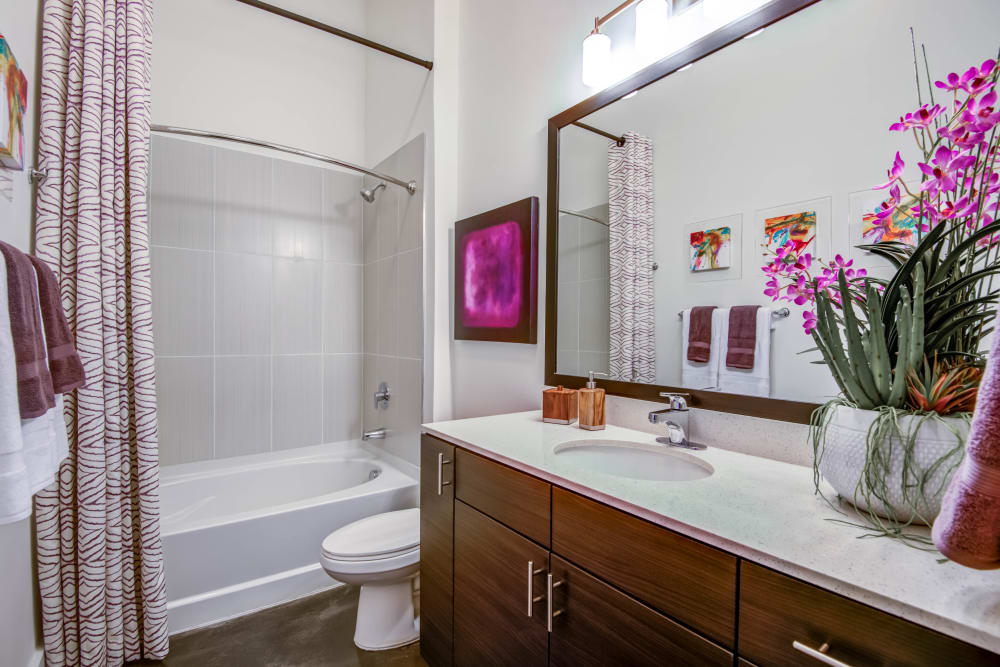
left=608, top=131, right=655, bottom=383
left=32, top=0, right=168, bottom=664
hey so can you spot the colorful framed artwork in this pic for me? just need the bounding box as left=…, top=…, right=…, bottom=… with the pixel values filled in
left=0, top=36, right=27, bottom=170
left=850, top=187, right=922, bottom=247
left=455, top=197, right=539, bottom=343
left=689, top=226, right=731, bottom=272
left=763, top=210, right=816, bottom=254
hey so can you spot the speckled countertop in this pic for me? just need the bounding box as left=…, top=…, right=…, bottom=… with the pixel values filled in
left=422, top=410, right=1000, bottom=654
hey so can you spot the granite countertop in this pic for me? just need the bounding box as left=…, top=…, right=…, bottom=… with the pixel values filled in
left=422, top=410, right=1000, bottom=654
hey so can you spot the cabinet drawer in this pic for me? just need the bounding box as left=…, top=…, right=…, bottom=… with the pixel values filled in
left=456, top=449, right=550, bottom=546
left=551, top=488, right=737, bottom=648
left=549, top=555, right=732, bottom=667
left=739, top=562, right=997, bottom=666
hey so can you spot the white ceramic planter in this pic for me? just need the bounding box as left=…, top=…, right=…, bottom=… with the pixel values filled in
left=817, top=405, right=969, bottom=525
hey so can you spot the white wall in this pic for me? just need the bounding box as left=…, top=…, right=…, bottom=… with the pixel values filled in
left=152, top=0, right=368, bottom=164
left=0, top=1, right=44, bottom=665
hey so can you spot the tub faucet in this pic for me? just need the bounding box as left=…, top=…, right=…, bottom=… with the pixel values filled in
left=362, top=428, right=386, bottom=441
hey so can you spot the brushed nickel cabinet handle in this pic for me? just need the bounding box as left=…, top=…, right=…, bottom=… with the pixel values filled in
left=793, top=641, right=853, bottom=667
left=546, top=573, right=564, bottom=632
left=526, top=561, right=544, bottom=616
left=436, top=452, right=452, bottom=496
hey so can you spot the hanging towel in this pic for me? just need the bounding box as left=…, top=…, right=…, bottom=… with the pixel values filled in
left=717, top=307, right=772, bottom=397
left=28, top=255, right=85, bottom=394
left=726, top=305, right=761, bottom=370
left=0, top=241, right=55, bottom=418
left=686, top=306, right=716, bottom=363
left=0, top=255, right=31, bottom=524
left=932, top=332, right=1000, bottom=569
left=681, top=308, right=722, bottom=390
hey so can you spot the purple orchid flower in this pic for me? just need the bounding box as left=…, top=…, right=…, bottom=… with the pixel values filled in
left=889, top=103, right=944, bottom=131
left=918, top=146, right=976, bottom=195
left=875, top=151, right=905, bottom=189
left=802, top=310, right=818, bottom=334
left=960, top=59, right=998, bottom=95
left=961, top=90, right=1000, bottom=132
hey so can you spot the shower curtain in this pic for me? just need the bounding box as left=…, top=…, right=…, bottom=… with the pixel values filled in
left=32, top=0, right=168, bottom=664
left=608, top=132, right=655, bottom=384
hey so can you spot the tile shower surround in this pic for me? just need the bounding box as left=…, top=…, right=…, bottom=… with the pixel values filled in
left=150, top=135, right=423, bottom=466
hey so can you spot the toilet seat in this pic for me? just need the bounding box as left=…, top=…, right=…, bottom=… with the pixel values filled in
left=322, top=507, right=419, bottom=561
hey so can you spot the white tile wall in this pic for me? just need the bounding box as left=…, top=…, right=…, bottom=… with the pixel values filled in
left=362, top=135, right=425, bottom=466
left=151, top=136, right=368, bottom=465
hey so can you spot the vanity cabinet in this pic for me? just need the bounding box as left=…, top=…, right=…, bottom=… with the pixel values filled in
left=419, top=434, right=997, bottom=666
left=419, top=435, right=455, bottom=667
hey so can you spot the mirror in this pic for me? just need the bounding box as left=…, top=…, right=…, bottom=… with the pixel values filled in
left=553, top=0, right=1000, bottom=406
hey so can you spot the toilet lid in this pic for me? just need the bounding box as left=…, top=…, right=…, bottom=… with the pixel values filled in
left=322, top=508, right=419, bottom=559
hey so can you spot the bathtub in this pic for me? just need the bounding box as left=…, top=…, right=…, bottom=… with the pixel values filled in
left=159, top=441, right=418, bottom=634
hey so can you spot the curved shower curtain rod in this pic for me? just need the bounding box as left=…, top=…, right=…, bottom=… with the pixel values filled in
left=150, top=124, right=418, bottom=195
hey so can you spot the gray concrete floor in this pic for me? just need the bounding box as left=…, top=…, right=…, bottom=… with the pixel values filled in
left=131, top=586, right=427, bottom=667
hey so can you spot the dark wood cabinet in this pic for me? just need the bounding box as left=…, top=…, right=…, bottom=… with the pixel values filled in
left=420, top=434, right=997, bottom=667
left=453, top=501, right=549, bottom=667
left=420, top=435, right=455, bottom=667
left=548, top=555, right=732, bottom=667
left=739, top=562, right=997, bottom=667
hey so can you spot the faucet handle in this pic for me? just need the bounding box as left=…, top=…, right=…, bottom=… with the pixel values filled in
left=658, top=392, right=690, bottom=411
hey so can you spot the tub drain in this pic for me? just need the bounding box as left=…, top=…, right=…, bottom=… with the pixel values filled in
left=369, top=469, right=381, bottom=480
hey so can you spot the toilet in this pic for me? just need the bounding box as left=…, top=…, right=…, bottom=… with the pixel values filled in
left=320, top=508, right=420, bottom=651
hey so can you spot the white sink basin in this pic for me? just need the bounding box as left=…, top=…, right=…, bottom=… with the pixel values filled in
left=553, top=440, right=713, bottom=482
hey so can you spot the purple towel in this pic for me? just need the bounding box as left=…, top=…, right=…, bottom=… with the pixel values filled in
left=726, top=305, right=761, bottom=370
left=932, top=332, right=1000, bottom=569
left=687, top=306, right=716, bottom=363
left=28, top=255, right=85, bottom=395
left=0, top=241, right=55, bottom=418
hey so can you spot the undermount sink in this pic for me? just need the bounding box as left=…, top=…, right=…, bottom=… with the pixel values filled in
left=553, top=440, right=714, bottom=482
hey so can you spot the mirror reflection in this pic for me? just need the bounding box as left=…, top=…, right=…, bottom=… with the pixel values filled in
left=555, top=0, right=1000, bottom=403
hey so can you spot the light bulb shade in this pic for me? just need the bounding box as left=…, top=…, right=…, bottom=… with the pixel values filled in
left=635, top=0, right=671, bottom=62
left=582, top=32, right=611, bottom=87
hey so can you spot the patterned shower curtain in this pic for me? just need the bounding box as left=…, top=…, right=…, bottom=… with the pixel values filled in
left=608, top=132, right=655, bottom=384
left=32, top=1, right=168, bottom=664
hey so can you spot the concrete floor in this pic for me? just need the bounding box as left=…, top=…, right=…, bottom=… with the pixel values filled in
left=132, top=586, right=427, bottom=667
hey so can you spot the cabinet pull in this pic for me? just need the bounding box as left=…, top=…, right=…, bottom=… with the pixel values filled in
left=436, top=452, right=452, bottom=495
left=793, top=641, right=853, bottom=667
left=526, top=561, right=544, bottom=617
left=546, top=573, right=565, bottom=632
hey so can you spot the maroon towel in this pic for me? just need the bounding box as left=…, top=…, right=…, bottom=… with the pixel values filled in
left=726, top=305, right=761, bottom=370
left=686, top=306, right=716, bottom=363
left=0, top=241, right=55, bottom=419
left=28, top=255, right=85, bottom=395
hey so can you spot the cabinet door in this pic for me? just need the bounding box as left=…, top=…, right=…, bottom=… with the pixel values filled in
left=420, top=435, right=456, bottom=667
left=454, top=501, right=549, bottom=667
left=548, top=556, right=732, bottom=667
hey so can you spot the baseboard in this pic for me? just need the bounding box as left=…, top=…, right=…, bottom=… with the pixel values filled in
left=166, top=563, right=341, bottom=635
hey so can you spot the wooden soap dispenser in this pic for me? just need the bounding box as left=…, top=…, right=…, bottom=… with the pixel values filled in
left=578, top=371, right=607, bottom=431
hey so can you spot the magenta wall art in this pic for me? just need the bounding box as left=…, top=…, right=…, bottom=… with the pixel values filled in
left=455, top=197, right=538, bottom=343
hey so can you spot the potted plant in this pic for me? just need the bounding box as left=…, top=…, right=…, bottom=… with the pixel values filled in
left=762, top=53, right=1000, bottom=545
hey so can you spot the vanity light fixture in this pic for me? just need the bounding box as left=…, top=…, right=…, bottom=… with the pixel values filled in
left=635, top=0, right=672, bottom=62
left=582, top=20, right=613, bottom=88
left=703, top=0, right=769, bottom=23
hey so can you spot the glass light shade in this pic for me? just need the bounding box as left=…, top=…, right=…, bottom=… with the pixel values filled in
left=582, top=32, right=612, bottom=87
left=635, top=0, right=671, bottom=62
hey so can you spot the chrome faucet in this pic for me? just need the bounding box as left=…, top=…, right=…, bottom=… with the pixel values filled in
left=648, top=393, right=706, bottom=450
left=362, top=428, right=386, bottom=441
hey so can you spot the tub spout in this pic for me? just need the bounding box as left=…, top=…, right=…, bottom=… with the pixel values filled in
left=362, top=428, right=386, bottom=441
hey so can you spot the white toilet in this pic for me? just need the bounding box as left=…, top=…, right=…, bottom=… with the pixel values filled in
left=320, top=508, right=420, bottom=651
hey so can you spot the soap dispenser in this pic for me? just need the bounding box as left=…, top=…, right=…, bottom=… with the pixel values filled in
left=578, top=371, right=607, bottom=431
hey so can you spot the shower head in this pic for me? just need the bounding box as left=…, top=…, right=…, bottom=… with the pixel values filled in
left=360, top=182, right=386, bottom=203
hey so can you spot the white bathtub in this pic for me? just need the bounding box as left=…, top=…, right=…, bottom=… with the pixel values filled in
left=160, top=441, right=418, bottom=634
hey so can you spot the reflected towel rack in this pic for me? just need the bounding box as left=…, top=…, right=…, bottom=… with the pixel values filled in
left=558, top=208, right=609, bottom=227
left=677, top=307, right=790, bottom=319
left=150, top=124, right=418, bottom=194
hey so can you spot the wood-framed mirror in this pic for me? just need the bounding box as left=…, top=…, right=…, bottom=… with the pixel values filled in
left=544, top=0, right=1000, bottom=424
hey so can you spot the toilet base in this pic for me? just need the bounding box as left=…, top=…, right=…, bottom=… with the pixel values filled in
left=354, top=577, right=419, bottom=651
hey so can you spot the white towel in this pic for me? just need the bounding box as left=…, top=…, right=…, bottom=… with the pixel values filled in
left=681, top=308, right=722, bottom=390
left=718, top=306, right=772, bottom=398
left=0, top=258, right=69, bottom=525
left=0, top=256, right=30, bottom=524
